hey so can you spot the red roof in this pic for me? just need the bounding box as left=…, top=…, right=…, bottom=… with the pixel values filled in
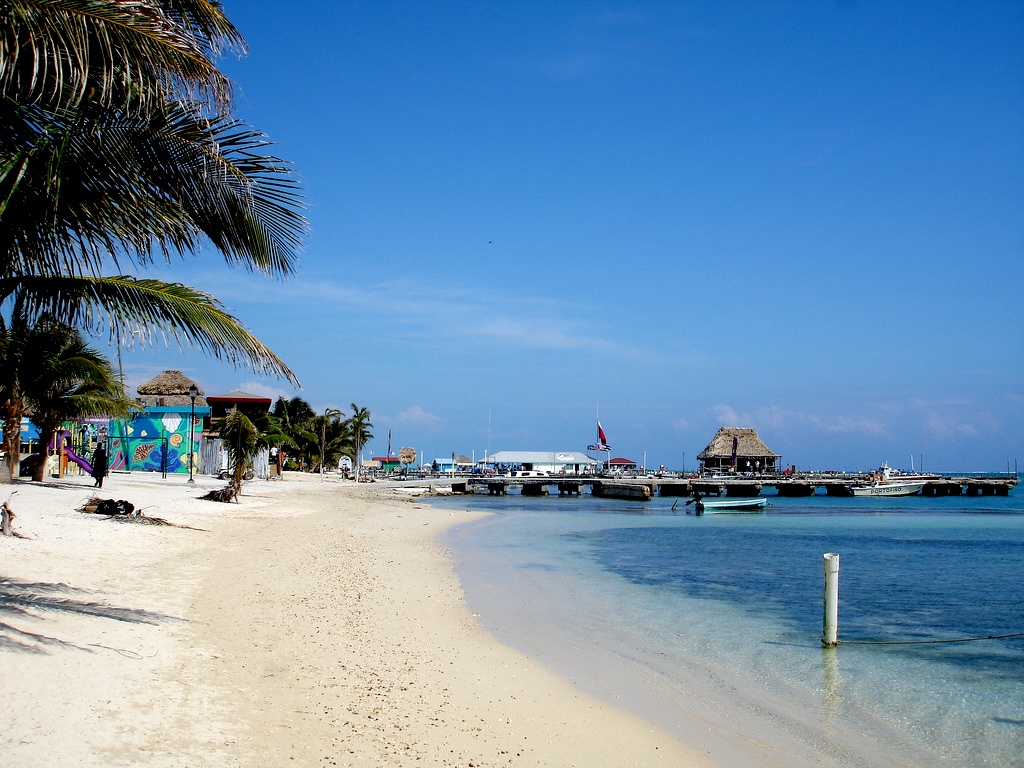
left=608, top=457, right=637, bottom=465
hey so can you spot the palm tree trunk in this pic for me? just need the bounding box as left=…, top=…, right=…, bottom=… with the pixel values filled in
left=33, top=423, right=57, bottom=483
left=2, top=409, right=21, bottom=483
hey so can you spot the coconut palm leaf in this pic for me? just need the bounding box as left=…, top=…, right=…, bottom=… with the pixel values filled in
left=0, top=99, right=306, bottom=278
left=3, top=274, right=298, bottom=384
left=0, top=0, right=242, bottom=113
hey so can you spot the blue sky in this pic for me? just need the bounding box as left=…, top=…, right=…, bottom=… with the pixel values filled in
left=114, top=1, right=1023, bottom=472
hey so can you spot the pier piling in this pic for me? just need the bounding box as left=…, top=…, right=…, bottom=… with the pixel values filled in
left=822, top=553, right=840, bottom=647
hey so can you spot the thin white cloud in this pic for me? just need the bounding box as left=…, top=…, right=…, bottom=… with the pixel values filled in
left=922, top=411, right=989, bottom=441
left=235, top=381, right=289, bottom=402
left=712, top=404, right=750, bottom=426
left=200, top=270, right=641, bottom=356
left=394, top=405, right=444, bottom=428
left=473, top=318, right=626, bottom=352
left=789, top=411, right=888, bottom=436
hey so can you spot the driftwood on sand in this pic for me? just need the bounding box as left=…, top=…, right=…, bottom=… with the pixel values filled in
left=2, top=498, right=15, bottom=536
left=77, top=495, right=204, bottom=530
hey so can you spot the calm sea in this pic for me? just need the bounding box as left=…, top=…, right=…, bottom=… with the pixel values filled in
left=433, top=487, right=1024, bottom=767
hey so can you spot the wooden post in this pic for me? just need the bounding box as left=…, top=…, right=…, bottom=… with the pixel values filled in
left=822, top=553, right=840, bottom=646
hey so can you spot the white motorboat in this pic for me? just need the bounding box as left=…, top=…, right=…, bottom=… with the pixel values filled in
left=848, top=463, right=928, bottom=497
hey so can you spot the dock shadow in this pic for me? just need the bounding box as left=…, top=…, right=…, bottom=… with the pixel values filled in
left=0, top=576, right=184, bottom=655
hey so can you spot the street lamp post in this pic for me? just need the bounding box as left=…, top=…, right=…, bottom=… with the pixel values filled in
left=187, top=385, right=198, bottom=484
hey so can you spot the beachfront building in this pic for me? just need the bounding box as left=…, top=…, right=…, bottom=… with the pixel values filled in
left=431, top=454, right=475, bottom=474
left=100, top=370, right=211, bottom=476
left=367, top=455, right=402, bottom=473
left=201, top=389, right=274, bottom=477
left=480, top=451, right=599, bottom=475
left=607, top=457, right=639, bottom=473
left=697, top=426, right=780, bottom=474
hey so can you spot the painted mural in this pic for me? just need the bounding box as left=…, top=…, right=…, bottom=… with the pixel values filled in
left=108, top=408, right=206, bottom=475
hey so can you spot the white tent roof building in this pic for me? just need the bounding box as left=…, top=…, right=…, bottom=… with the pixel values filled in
left=480, top=451, right=598, bottom=474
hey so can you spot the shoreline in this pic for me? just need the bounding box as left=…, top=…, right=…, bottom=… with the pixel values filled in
left=1, top=472, right=719, bottom=766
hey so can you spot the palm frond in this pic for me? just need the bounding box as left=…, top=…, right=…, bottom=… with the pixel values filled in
left=0, top=0, right=240, bottom=113
left=4, top=273, right=298, bottom=384
left=0, top=99, right=306, bottom=278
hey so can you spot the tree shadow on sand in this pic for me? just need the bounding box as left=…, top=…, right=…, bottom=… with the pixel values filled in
left=0, top=576, right=183, bottom=654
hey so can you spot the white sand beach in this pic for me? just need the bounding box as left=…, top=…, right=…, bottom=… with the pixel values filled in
left=1, top=472, right=722, bottom=767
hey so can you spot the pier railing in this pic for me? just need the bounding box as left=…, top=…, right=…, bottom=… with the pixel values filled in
left=447, top=470, right=1017, bottom=498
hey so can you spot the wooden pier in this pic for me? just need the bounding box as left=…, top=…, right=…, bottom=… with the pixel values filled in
left=455, top=472, right=1017, bottom=499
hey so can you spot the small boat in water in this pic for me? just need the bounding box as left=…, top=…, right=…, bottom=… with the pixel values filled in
left=847, top=463, right=928, bottom=497
left=691, top=496, right=767, bottom=514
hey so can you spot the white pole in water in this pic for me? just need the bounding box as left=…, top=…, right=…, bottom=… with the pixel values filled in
left=822, top=553, right=840, bottom=647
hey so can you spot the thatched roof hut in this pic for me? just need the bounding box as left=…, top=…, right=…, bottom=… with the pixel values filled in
left=697, top=426, right=779, bottom=473
left=136, top=370, right=207, bottom=407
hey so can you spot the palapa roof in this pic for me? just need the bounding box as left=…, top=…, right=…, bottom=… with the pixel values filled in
left=136, top=370, right=207, bottom=407
left=697, top=427, right=779, bottom=460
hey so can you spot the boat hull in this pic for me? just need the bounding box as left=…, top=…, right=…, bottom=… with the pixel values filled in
left=849, top=482, right=925, bottom=497
left=696, top=497, right=767, bottom=513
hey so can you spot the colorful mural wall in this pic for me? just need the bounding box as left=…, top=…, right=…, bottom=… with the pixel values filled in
left=108, top=407, right=209, bottom=475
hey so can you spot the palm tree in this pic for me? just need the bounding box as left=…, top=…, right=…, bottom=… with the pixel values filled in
left=21, top=322, right=135, bottom=482
left=250, top=408, right=295, bottom=476
left=345, top=404, right=373, bottom=481
left=219, top=408, right=263, bottom=497
left=273, top=396, right=315, bottom=429
left=0, top=1, right=307, bottom=391
left=0, top=296, right=31, bottom=479
left=0, top=306, right=132, bottom=480
left=318, top=408, right=343, bottom=476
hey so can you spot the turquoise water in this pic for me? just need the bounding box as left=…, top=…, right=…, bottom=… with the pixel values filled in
left=436, top=490, right=1024, bottom=767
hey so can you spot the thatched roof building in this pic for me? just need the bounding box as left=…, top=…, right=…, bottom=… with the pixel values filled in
left=136, top=370, right=207, bottom=407
left=697, top=426, right=779, bottom=473
left=206, top=390, right=272, bottom=419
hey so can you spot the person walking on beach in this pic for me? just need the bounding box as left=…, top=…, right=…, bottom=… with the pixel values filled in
left=91, top=444, right=108, bottom=488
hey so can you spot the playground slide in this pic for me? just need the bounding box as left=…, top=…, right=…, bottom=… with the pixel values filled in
left=64, top=445, right=93, bottom=475
left=49, top=431, right=94, bottom=475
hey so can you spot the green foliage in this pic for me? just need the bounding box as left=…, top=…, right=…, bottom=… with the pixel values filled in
left=0, top=303, right=132, bottom=481
left=21, top=321, right=135, bottom=481
left=0, top=0, right=308, bottom=415
left=272, top=396, right=314, bottom=426
left=220, top=408, right=262, bottom=495
left=266, top=402, right=374, bottom=475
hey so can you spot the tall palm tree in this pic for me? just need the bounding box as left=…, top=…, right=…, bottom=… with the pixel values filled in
left=0, top=304, right=132, bottom=480
left=21, top=322, right=135, bottom=482
left=317, top=408, right=343, bottom=476
left=0, top=294, right=31, bottom=478
left=0, top=1, right=307, bottom=389
left=249, top=408, right=295, bottom=476
left=345, top=404, right=373, bottom=481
